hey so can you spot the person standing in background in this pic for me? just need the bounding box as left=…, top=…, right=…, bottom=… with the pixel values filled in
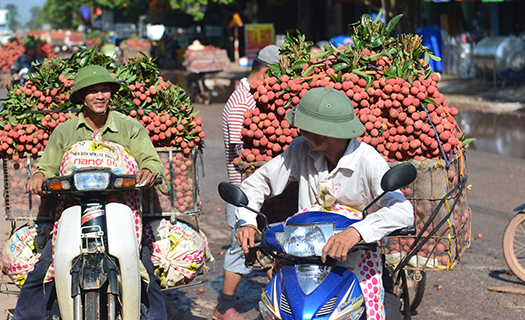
left=10, top=39, right=43, bottom=81
left=215, top=45, right=280, bottom=320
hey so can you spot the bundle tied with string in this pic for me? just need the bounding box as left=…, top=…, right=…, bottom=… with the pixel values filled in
left=143, top=219, right=214, bottom=288
left=1, top=222, right=53, bottom=287
left=59, top=132, right=139, bottom=176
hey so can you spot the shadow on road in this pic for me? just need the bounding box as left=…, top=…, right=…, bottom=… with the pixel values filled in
left=489, top=269, right=525, bottom=286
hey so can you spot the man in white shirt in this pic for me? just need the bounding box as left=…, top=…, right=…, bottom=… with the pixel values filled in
left=235, top=87, right=413, bottom=319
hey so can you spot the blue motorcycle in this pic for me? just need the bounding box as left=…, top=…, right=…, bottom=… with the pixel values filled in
left=218, top=162, right=417, bottom=320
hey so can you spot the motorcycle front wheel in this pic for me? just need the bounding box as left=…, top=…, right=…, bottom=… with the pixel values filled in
left=405, top=269, right=426, bottom=312
left=84, top=290, right=100, bottom=320
left=503, top=213, right=525, bottom=282
left=82, top=285, right=120, bottom=320
left=395, top=269, right=426, bottom=314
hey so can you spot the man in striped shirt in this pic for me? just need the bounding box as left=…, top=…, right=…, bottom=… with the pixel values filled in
left=215, top=45, right=280, bottom=320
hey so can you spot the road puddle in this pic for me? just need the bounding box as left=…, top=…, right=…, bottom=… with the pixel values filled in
left=456, top=111, right=525, bottom=158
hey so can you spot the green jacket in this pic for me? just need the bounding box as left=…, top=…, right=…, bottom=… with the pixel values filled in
left=36, top=110, right=163, bottom=178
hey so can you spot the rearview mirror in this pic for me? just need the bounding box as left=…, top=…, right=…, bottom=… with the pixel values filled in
left=362, top=162, right=417, bottom=218
left=218, top=182, right=270, bottom=229
left=381, top=162, right=417, bottom=192
left=218, top=182, right=249, bottom=207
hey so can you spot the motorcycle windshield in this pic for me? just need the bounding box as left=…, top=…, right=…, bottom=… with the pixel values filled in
left=295, top=264, right=331, bottom=295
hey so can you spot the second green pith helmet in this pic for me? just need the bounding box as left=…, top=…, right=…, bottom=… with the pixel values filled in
left=285, top=87, right=365, bottom=139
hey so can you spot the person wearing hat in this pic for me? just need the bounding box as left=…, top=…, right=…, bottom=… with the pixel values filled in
left=215, top=44, right=281, bottom=320
left=10, top=39, right=44, bottom=80
left=16, top=65, right=167, bottom=320
left=235, top=87, right=413, bottom=320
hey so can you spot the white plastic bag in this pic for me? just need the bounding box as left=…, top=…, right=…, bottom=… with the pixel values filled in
left=144, top=219, right=214, bottom=288
left=1, top=222, right=52, bottom=287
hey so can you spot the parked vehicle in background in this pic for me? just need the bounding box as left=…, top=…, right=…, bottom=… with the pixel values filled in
left=0, top=9, right=13, bottom=44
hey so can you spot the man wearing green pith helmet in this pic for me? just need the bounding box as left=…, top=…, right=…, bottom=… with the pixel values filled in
left=16, top=65, right=167, bottom=320
left=10, top=39, right=44, bottom=80
left=235, top=87, right=414, bottom=319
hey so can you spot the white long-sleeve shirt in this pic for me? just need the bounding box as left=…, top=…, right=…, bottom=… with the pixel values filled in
left=236, top=137, right=414, bottom=243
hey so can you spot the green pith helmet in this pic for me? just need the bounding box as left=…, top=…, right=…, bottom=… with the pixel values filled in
left=285, top=87, right=365, bottom=139
left=24, top=40, right=37, bottom=50
left=70, top=65, right=121, bottom=104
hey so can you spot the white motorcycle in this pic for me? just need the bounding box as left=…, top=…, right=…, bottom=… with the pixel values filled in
left=45, top=167, right=160, bottom=320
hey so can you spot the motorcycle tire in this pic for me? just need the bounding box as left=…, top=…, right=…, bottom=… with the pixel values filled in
left=82, top=284, right=120, bottom=320
left=503, top=213, right=525, bottom=282
left=395, top=269, right=426, bottom=314
left=405, top=269, right=426, bottom=312
left=84, top=290, right=100, bottom=320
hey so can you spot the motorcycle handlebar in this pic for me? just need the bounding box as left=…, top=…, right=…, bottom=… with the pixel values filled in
left=228, top=232, right=263, bottom=255
left=389, top=227, right=416, bottom=237
left=349, top=242, right=378, bottom=252
left=251, top=228, right=415, bottom=247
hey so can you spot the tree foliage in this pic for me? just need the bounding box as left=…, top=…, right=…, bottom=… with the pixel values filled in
left=36, top=0, right=414, bottom=32
left=26, top=6, right=43, bottom=31
left=37, top=0, right=238, bottom=30
left=71, top=0, right=236, bottom=20
left=167, top=0, right=235, bottom=20
left=40, top=0, right=84, bottom=30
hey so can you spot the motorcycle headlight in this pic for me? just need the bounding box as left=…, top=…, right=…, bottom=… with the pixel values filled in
left=274, top=223, right=336, bottom=257
left=74, top=171, right=110, bottom=191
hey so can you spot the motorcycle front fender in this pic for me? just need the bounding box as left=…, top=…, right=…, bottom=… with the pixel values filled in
left=106, top=202, right=141, bottom=320
left=54, top=206, right=82, bottom=320
left=54, top=203, right=140, bottom=320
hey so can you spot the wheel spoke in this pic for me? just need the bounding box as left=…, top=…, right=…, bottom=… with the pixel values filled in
left=512, top=238, right=525, bottom=246
left=516, top=259, right=525, bottom=267
left=513, top=241, right=525, bottom=251
left=514, top=229, right=525, bottom=237
left=513, top=247, right=525, bottom=258
left=517, top=223, right=525, bottom=235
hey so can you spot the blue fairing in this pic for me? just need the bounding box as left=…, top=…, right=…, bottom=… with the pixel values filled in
left=264, top=211, right=361, bottom=252
left=263, top=265, right=364, bottom=320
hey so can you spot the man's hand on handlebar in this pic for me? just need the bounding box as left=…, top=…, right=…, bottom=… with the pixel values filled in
left=321, top=227, right=362, bottom=263
left=235, top=224, right=260, bottom=254
left=27, top=173, right=46, bottom=195
left=136, top=169, right=155, bottom=189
